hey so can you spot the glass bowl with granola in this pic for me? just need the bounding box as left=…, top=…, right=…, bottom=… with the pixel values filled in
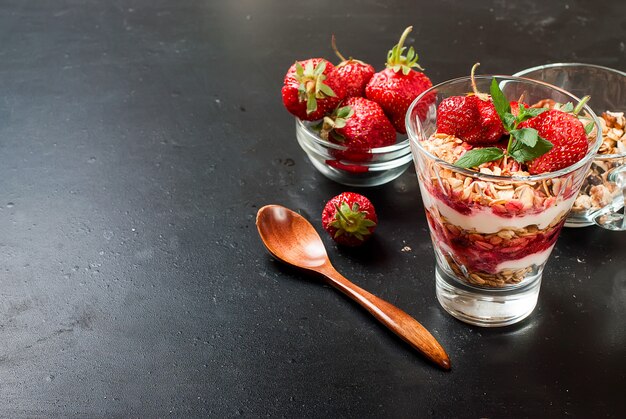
left=514, top=63, right=626, bottom=228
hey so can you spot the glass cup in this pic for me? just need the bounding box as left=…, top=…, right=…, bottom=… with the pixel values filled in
left=405, top=76, right=603, bottom=327
left=513, top=63, right=626, bottom=229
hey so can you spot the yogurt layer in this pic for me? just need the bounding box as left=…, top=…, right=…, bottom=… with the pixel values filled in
left=496, top=244, right=555, bottom=271
left=420, top=183, right=575, bottom=234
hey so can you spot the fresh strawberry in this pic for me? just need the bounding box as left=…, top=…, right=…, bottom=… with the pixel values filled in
left=331, top=35, right=375, bottom=98
left=321, top=97, right=396, bottom=155
left=281, top=58, right=346, bottom=121
left=321, top=192, right=377, bottom=246
left=436, top=64, right=505, bottom=145
left=437, top=95, right=482, bottom=142
left=518, top=109, right=588, bottom=174
left=365, top=26, right=433, bottom=134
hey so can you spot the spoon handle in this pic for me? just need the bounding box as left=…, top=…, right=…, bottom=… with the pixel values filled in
left=319, top=264, right=451, bottom=370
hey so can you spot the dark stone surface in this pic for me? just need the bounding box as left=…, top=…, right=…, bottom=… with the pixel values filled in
left=0, top=0, right=624, bottom=417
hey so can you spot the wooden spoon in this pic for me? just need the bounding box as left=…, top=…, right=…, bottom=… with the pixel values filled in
left=256, top=204, right=451, bottom=371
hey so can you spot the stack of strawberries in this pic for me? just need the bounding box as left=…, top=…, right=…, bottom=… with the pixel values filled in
left=281, top=26, right=432, bottom=160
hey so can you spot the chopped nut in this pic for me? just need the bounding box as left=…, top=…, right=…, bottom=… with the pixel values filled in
left=571, top=111, right=626, bottom=214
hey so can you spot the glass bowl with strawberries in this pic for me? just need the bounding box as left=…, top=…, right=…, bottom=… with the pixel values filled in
left=283, top=27, right=432, bottom=187
left=513, top=63, right=626, bottom=230
left=405, top=70, right=603, bottom=327
left=295, top=116, right=413, bottom=187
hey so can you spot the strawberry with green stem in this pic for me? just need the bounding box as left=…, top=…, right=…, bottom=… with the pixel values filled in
left=331, top=35, right=375, bottom=98
left=321, top=96, right=396, bottom=154
left=365, top=26, right=433, bottom=133
left=321, top=192, right=378, bottom=246
left=281, top=58, right=346, bottom=121
left=454, top=81, right=552, bottom=170
left=318, top=97, right=396, bottom=172
left=437, top=63, right=506, bottom=145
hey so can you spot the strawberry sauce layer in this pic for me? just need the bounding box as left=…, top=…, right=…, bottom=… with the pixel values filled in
left=425, top=208, right=565, bottom=274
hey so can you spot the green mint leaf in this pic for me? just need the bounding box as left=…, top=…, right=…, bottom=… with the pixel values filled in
left=454, top=147, right=504, bottom=169
left=516, top=105, right=548, bottom=124
left=560, top=102, right=574, bottom=113
left=510, top=128, right=539, bottom=147
left=502, top=113, right=516, bottom=131
left=509, top=136, right=553, bottom=163
left=584, top=122, right=595, bottom=135
left=490, top=78, right=511, bottom=121
left=522, top=107, right=548, bottom=118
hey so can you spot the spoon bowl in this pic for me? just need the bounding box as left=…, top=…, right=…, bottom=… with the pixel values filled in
left=256, top=205, right=329, bottom=269
left=256, top=204, right=451, bottom=370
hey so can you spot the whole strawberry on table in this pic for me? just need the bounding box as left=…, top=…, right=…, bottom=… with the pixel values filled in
left=322, top=192, right=378, bottom=247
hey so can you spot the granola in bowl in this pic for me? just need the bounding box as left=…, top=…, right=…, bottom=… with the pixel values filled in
left=511, top=63, right=626, bottom=227
left=571, top=111, right=626, bottom=215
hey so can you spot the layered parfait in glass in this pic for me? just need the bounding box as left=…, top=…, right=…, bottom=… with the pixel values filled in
left=406, top=69, right=602, bottom=326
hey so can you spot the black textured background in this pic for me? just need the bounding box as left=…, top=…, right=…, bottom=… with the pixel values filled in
left=0, top=0, right=624, bottom=417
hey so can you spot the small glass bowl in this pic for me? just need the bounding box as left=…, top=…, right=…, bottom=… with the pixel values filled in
left=513, top=63, right=626, bottom=228
left=295, top=118, right=413, bottom=187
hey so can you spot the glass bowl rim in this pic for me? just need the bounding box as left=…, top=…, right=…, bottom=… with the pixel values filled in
left=512, top=62, right=626, bottom=79
left=405, top=74, right=604, bottom=182
left=295, top=118, right=411, bottom=155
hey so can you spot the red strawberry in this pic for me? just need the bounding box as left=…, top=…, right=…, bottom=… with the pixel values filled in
left=365, top=26, right=433, bottom=134
left=322, top=192, right=377, bottom=246
left=436, top=65, right=506, bottom=145
left=281, top=58, right=345, bottom=121
left=509, top=101, right=521, bottom=116
left=322, top=97, right=396, bottom=154
left=438, top=95, right=505, bottom=145
left=518, top=109, right=588, bottom=174
left=331, top=35, right=375, bottom=98
left=319, top=97, right=396, bottom=172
